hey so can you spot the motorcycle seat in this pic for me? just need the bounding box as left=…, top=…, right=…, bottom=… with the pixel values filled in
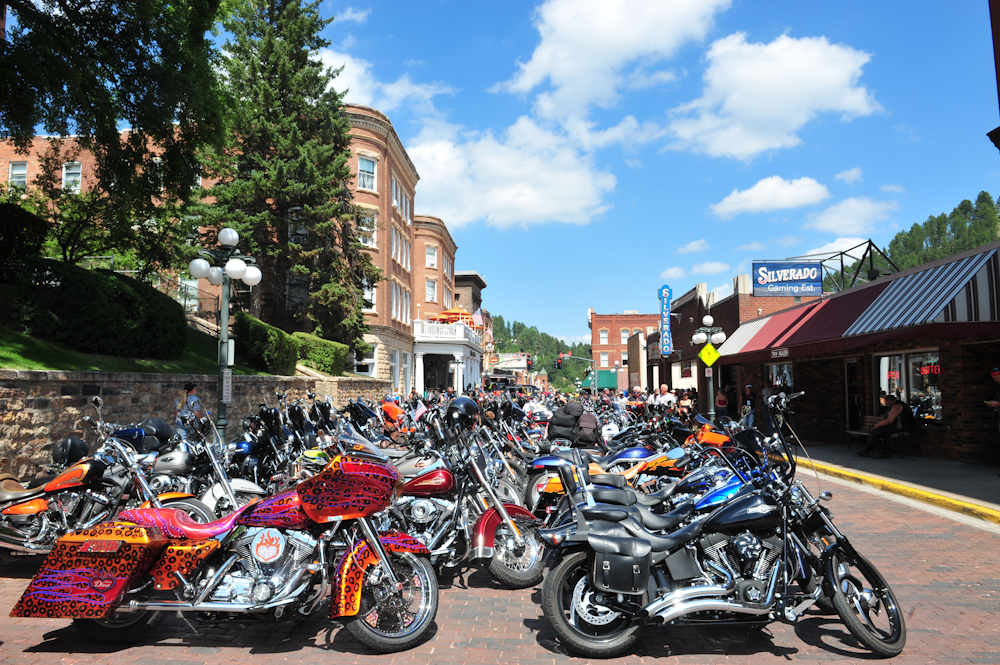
left=581, top=506, right=630, bottom=522
left=590, top=473, right=626, bottom=489
left=583, top=497, right=693, bottom=532
left=119, top=500, right=258, bottom=539
left=0, top=480, right=44, bottom=502
left=633, top=483, right=678, bottom=507
left=588, top=515, right=703, bottom=553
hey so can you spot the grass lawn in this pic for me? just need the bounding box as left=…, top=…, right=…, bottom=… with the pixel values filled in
left=0, top=324, right=266, bottom=375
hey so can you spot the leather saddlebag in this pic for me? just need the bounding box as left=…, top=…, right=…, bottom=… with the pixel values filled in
left=577, top=412, right=599, bottom=444
left=589, top=535, right=652, bottom=595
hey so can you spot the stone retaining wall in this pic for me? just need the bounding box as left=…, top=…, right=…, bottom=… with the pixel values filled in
left=0, top=370, right=390, bottom=477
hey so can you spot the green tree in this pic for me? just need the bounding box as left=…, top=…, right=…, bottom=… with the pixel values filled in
left=200, top=0, right=379, bottom=352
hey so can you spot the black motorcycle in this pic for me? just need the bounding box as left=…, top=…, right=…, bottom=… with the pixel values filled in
left=537, top=391, right=905, bottom=659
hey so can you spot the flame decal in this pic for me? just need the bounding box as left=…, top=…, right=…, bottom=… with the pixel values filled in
left=253, top=529, right=284, bottom=563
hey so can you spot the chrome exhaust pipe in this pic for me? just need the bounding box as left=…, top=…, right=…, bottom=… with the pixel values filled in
left=642, top=561, right=734, bottom=618
left=651, top=565, right=781, bottom=624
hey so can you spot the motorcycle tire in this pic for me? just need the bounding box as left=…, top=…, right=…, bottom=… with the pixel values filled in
left=495, top=479, right=524, bottom=507
left=487, top=521, right=545, bottom=589
left=344, top=552, right=438, bottom=653
left=162, top=498, right=215, bottom=523
left=828, top=547, right=906, bottom=658
left=541, top=551, right=645, bottom=658
left=73, top=608, right=161, bottom=645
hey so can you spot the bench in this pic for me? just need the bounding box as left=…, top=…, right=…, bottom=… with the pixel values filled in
left=846, top=416, right=921, bottom=459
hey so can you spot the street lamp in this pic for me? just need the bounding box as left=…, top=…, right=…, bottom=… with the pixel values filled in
left=691, top=314, right=727, bottom=421
left=188, top=228, right=260, bottom=442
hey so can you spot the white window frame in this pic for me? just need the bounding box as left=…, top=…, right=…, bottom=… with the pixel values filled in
left=444, top=255, right=452, bottom=278
left=620, top=329, right=630, bottom=345
left=392, top=176, right=400, bottom=210
left=389, top=349, right=400, bottom=390
left=359, top=212, right=377, bottom=248
left=444, top=287, right=452, bottom=308
left=363, top=282, right=377, bottom=313
left=356, top=344, right=377, bottom=377
left=426, top=245, right=438, bottom=269
left=426, top=278, right=437, bottom=303
left=9, top=162, right=27, bottom=188
left=401, top=352, right=410, bottom=392
left=600, top=352, right=609, bottom=368
left=62, top=161, right=82, bottom=194
left=622, top=351, right=629, bottom=365
left=599, top=330, right=608, bottom=345
left=358, top=157, right=376, bottom=191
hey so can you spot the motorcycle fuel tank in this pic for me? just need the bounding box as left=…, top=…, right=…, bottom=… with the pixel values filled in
left=702, top=493, right=781, bottom=533
left=43, top=459, right=107, bottom=493
left=402, top=468, right=455, bottom=496
left=152, top=450, right=195, bottom=476
left=395, top=454, right=446, bottom=479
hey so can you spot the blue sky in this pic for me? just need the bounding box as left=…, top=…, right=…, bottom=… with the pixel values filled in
left=320, top=1, right=1000, bottom=343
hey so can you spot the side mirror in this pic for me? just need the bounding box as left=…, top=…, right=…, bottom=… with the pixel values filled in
left=819, top=491, right=833, bottom=501
left=92, top=396, right=104, bottom=409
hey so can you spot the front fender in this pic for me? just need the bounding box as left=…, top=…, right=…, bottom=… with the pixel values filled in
left=138, top=492, right=195, bottom=508
left=820, top=538, right=857, bottom=598
left=201, top=480, right=266, bottom=514
left=330, top=531, right=429, bottom=618
left=471, top=504, right=538, bottom=560
left=530, top=455, right=571, bottom=470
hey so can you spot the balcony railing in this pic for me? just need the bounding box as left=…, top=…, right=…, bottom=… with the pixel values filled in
left=413, top=320, right=482, bottom=346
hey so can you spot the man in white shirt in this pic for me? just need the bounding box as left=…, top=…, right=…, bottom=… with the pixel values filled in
left=649, top=384, right=676, bottom=407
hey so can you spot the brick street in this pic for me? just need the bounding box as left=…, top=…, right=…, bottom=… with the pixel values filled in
left=1, top=478, right=998, bottom=665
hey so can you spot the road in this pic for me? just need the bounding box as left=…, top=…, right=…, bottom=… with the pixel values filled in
left=1, top=476, right=998, bottom=664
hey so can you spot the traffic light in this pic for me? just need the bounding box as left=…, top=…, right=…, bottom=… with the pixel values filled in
left=556, top=358, right=562, bottom=370
left=527, top=355, right=533, bottom=371
left=552, top=359, right=558, bottom=371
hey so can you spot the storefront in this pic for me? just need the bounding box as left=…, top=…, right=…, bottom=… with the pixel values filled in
left=716, top=241, right=1000, bottom=463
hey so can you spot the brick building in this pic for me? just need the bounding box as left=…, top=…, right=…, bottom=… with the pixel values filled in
left=587, top=309, right=659, bottom=392
left=454, top=271, right=487, bottom=313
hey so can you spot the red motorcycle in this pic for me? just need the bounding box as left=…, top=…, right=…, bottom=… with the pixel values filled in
left=11, top=440, right=438, bottom=654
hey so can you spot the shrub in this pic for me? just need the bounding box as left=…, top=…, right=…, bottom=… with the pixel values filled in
left=17, top=259, right=186, bottom=359
left=0, top=203, right=49, bottom=283
left=293, top=332, right=348, bottom=376
left=234, top=312, right=299, bottom=376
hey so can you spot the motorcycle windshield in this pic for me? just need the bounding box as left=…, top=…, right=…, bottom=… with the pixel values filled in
left=337, top=421, right=387, bottom=461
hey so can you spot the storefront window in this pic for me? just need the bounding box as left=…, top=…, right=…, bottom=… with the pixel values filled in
left=766, top=363, right=794, bottom=391
left=875, top=351, right=942, bottom=421
left=876, top=354, right=905, bottom=402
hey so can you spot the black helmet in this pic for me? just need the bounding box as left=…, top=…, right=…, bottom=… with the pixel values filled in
left=445, top=396, right=479, bottom=430
left=52, top=436, right=89, bottom=466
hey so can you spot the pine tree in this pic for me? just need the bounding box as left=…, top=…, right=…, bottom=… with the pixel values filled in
left=200, top=0, right=379, bottom=351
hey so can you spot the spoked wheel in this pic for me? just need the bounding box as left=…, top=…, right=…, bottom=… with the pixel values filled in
left=345, top=552, right=438, bottom=653
left=828, top=548, right=906, bottom=658
left=496, top=479, right=524, bottom=507
left=487, top=521, right=545, bottom=588
left=162, top=498, right=215, bottom=523
left=540, top=551, right=644, bottom=658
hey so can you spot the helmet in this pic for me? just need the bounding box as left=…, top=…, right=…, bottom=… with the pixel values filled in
left=445, top=396, right=479, bottom=430
left=52, top=436, right=89, bottom=466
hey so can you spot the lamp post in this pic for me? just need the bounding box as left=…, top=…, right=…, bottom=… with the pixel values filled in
left=691, top=315, right=727, bottom=421
left=188, top=228, right=261, bottom=443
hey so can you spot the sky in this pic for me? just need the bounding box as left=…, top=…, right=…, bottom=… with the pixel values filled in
left=318, top=0, right=1000, bottom=343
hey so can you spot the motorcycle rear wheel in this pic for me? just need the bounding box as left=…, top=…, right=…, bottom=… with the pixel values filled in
left=162, top=498, right=214, bottom=523
left=541, top=551, right=644, bottom=658
left=828, top=548, right=906, bottom=658
left=345, top=552, right=438, bottom=653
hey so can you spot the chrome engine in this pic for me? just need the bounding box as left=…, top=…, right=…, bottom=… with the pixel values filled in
left=701, top=531, right=783, bottom=605
left=392, top=496, right=456, bottom=545
left=210, top=527, right=317, bottom=605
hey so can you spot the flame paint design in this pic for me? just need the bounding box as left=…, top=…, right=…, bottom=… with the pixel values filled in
left=254, top=530, right=283, bottom=562
left=22, top=567, right=126, bottom=605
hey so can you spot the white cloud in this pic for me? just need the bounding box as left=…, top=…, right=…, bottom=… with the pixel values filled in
left=558, top=334, right=591, bottom=344
left=320, top=49, right=453, bottom=114
left=403, top=59, right=426, bottom=67
left=499, top=0, right=730, bottom=121
left=408, top=117, right=617, bottom=228
left=710, top=175, right=830, bottom=219
left=669, top=33, right=882, bottom=160
left=772, top=235, right=802, bottom=248
left=804, top=237, right=867, bottom=256
left=806, top=197, right=899, bottom=235
left=660, top=266, right=686, bottom=280
left=339, top=6, right=370, bottom=23
left=691, top=261, right=730, bottom=275
left=677, top=239, right=710, bottom=254
left=881, top=184, right=906, bottom=194
left=736, top=241, right=766, bottom=252
left=835, top=167, right=863, bottom=184
left=711, top=281, right=734, bottom=299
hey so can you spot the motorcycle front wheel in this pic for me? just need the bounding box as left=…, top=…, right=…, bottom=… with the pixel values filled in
left=541, top=551, right=644, bottom=658
left=345, top=552, right=438, bottom=653
left=487, top=521, right=544, bottom=588
left=828, top=547, right=906, bottom=658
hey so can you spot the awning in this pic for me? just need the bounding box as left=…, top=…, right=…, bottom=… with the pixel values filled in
left=581, top=370, right=618, bottom=390
left=717, top=316, right=770, bottom=356
left=772, top=281, right=890, bottom=349
left=717, top=305, right=818, bottom=364
left=844, top=249, right=998, bottom=336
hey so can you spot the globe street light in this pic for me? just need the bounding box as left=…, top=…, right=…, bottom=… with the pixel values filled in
left=188, top=227, right=258, bottom=443
left=691, top=314, right=727, bottom=421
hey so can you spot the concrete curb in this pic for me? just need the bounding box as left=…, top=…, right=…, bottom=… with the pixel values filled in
left=799, top=459, right=1000, bottom=526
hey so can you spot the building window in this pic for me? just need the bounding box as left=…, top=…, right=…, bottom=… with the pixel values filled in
left=401, top=352, right=410, bottom=392
left=358, top=212, right=377, bottom=247
left=62, top=162, right=82, bottom=194
left=404, top=289, right=411, bottom=324
left=444, top=256, right=452, bottom=278
left=392, top=176, right=412, bottom=223
left=875, top=351, right=942, bottom=421
left=600, top=352, right=609, bottom=368
left=358, top=157, right=376, bottom=190
left=426, top=279, right=437, bottom=302
left=444, top=287, right=452, bottom=308
left=599, top=329, right=608, bottom=345
left=620, top=329, right=630, bottom=345
left=389, top=349, right=399, bottom=390
left=286, top=273, right=308, bottom=311
left=766, top=363, right=793, bottom=391
left=356, top=344, right=377, bottom=377
left=8, top=162, right=27, bottom=188
left=681, top=361, right=692, bottom=378
left=621, top=351, right=628, bottom=365
left=426, top=245, right=437, bottom=268
left=362, top=282, right=377, bottom=313
left=633, top=328, right=642, bottom=337
left=392, top=228, right=410, bottom=270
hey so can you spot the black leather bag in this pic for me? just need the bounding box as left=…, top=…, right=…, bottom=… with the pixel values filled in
left=564, top=401, right=584, bottom=418
left=589, top=535, right=652, bottom=595
left=548, top=424, right=577, bottom=441
left=577, top=412, right=599, bottom=444
left=549, top=409, right=578, bottom=428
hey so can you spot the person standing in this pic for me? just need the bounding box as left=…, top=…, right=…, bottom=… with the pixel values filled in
left=649, top=384, right=675, bottom=408
left=715, top=388, right=729, bottom=422
left=174, top=382, right=205, bottom=438
left=741, top=385, right=756, bottom=427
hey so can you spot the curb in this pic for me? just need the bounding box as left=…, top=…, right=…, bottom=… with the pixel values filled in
left=798, top=459, right=1000, bottom=526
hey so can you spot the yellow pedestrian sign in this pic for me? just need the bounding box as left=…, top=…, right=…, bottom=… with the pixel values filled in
left=698, top=342, right=720, bottom=367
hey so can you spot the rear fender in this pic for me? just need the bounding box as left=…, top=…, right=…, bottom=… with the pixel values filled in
left=330, top=531, right=429, bottom=618
left=530, top=455, right=571, bottom=470
left=470, top=504, right=538, bottom=560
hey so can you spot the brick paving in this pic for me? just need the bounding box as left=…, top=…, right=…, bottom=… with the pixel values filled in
left=1, top=480, right=998, bottom=664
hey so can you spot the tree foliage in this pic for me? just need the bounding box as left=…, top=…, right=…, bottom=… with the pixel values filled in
left=492, top=315, right=592, bottom=391
left=199, top=0, right=379, bottom=352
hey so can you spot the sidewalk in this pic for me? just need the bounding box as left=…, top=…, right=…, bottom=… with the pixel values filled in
left=793, top=440, right=1000, bottom=524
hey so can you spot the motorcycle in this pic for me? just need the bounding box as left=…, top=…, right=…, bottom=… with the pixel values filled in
left=537, top=391, right=906, bottom=659
left=11, top=431, right=439, bottom=653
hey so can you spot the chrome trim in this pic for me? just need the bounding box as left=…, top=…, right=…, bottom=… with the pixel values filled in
left=193, top=554, right=238, bottom=605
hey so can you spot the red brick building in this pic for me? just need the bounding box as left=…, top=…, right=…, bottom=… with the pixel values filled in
left=588, top=309, right=659, bottom=392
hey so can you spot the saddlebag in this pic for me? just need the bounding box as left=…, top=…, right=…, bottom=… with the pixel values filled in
left=10, top=522, right=169, bottom=619
left=588, top=534, right=652, bottom=595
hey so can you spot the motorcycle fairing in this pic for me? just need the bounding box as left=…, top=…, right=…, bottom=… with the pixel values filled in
left=238, top=489, right=311, bottom=529
left=149, top=539, right=220, bottom=590
left=10, top=523, right=168, bottom=619
left=330, top=531, right=429, bottom=618
left=297, top=454, right=402, bottom=523
left=471, top=504, right=538, bottom=559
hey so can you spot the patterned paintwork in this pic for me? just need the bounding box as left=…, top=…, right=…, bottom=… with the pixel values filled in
left=10, top=523, right=168, bottom=619
left=330, top=531, right=428, bottom=617
left=297, top=454, right=402, bottom=523
left=238, top=489, right=311, bottom=529
left=149, top=539, right=220, bottom=590
left=118, top=503, right=255, bottom=540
